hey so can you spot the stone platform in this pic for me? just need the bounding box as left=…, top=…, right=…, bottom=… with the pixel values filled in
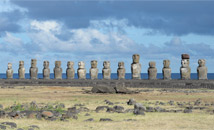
left=0, top=79, right=214, bottom=89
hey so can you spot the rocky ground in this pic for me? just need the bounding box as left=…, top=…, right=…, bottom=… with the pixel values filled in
left=0, top=86, right=213, bottom=130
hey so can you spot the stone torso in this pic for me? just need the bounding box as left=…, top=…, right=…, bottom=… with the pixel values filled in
left=29, top=59, right=38, bottom=79
left=90, top=68, right=98, bottom=79
left=78, top=61, right=86, bottom=79
left=148, top=62, right=157, bottom=80
left=131, top=63, right=141, bottom=79
left=6, top=63, right=13, bottom=79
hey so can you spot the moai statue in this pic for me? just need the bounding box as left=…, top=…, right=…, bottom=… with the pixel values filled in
left=180, top=54, right=191, bottom=80
left=54, top=61, right=62, bottom=79
left=43, top=61, right=50, bottom=79
left=18, top=61, right=25, bottom=79
left=162, top=60, right=171, bottom=80
left=66, top=61, right=75, bottom=79
left=77, top=61, right=86, bottom=79
left=131, top=54, right=141, bottom=79
left=148, top=61, right=157, bottom=80
left=29, top=59, right=38, bottom=79
left=90, top=60, right=98, bottom=79
left=197, top=59, right=208, bottom=80
left=6, top=63, right=13, bottom=79
left=102, top=61, right=111, bottom=79
left=117, top=62, right=126, bottom=80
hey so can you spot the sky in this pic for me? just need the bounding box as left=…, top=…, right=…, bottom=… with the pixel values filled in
left=0, top=0, right=214, bottom=73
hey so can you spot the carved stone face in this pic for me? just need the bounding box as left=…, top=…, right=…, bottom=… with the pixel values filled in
left=198, top=59, right=205, bottom=67
left=181, top=59, right=189, bottom=68
left=103, top=61, right=110, bottom=69
left=132, top=54, right=140, bottom=63
left=19, top=61, right=24, bottom=68
left=78, top=61, right=85, bottom=69
left=55, top=61, right=61, bottom=68
left=43, top=61, right=49, bottom=69
left=91, top=60, right=97, bottom=68
left=163, top=60, right=170, bottom=68
left=31, top=59, right=37, bottom=67
left=67, top=61, right=74, bottom=68
left=8, top=63, right=12, bottom=69
left=149, top=61, right=156, bottom=68
left=118, top=62, right=124, bottom=68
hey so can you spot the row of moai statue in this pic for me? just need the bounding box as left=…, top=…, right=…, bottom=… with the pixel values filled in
left=5, top=54, right=208, bottom=80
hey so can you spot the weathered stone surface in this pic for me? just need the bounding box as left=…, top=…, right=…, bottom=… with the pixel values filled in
left=18, top=61, right=25, bottom=79
left=117, top=62, right=126, bottom=80
left=41, top=111, right=54, bottom=118
left=197, top=59, right=208, bottom=80
left=95, top=106, right=109, bottom=112
left=102, top=61, right=111, bottom=79
left=133, top=103, right=146, bottom=115
left=66, top=61, right=75, bottom=79
left=92, top=86, right=116, bottom=93
left=29, top=59, right=38, bottom=79
left=77, top=61, right=86, bottom=79
left=43, top=61, right=50, bottom=79
left=54, top=61, right=62, bottom=79
left=114, top=86, right=132, bottom=94
left=131, top=54, right=141, bottom=79
left=148, top=61, right=157, bottom=80
left=127, top=99, right=136, bottom=105
left=162, top=60, right=171, bottom=80
left=180, top=54, right=191, bottom=80
left=1, top=122, right=17, bottom=128
left=99, top=118, right=113, bottom=121
left=6, top=63, right=13, bottom=79
left=90, top=60, right=98, bottom=79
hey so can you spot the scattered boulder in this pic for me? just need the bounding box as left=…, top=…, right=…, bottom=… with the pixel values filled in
left=95, top=106, right=109, bottom=112
left=133, top=103, right=146, bottom=115
left=104, top=100, right=114, bottom=105
left=91, top=86, right=116, bottom=94
left=1, top=122, right=17, bottom=128
left=106, top=107, right=115, bottom=113
left=99, top=118, right=113, bottom=121
left=184, top=108, right=192, bottom=113
left=146, top=107, right=154, bottom=112
left=114, top=86, right=132, bottom=94
left=113, top=106, right=124, bottom=113
left=41, top=111, right=54, bottom=118
left=0, top=124, right=6, bottom=130
left=127, top=99, right=136, bottom=105
left=29, top=125, right=40, bottom=129
left=154, top=107, right=165, bottom=112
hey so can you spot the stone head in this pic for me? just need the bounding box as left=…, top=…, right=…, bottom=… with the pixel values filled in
left=31, top=59, right=37, bottom=67
left=181, top=59, right=189, bottom=68
left=198, top=59, right=206, bottom=67
left=163, top=60, right=170, bottom=68
left=91, top=60, right=98, bottom=68
left=8, top=63, right=12, bottom=69
left=181, top=54, right=190, bottom=59
left=67, top=61, right=74, bottom=68
left=43, top=61, right=49, bottom=69
left=55, top=61, right=61, bottom=68
left=103, top=61, right=110, bottom=69
left=149, top=61, right=156, bottom=68
left=118, top=62, right=124, bottom=68
left=19, top=61, right=24, bottom=68
left=132, top=54, right=140, bottom=63
left=78, top=61, right=85, bottom=69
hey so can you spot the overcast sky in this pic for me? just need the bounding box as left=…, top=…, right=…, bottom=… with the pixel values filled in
left=0, top=0, right=214, bottom=73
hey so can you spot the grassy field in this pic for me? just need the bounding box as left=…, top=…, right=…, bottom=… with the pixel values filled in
left=0, top=86, right=213, bottom=130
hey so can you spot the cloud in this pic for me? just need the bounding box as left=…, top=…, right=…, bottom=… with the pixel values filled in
left=12, top=1, right=214, bottom=35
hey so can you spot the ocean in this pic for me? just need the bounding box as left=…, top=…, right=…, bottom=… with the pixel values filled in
left=1, top=73, right=214, bottom=79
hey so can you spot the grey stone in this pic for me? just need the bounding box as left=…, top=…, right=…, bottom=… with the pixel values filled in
left=148, top=61, right=157, bottom=80
left=91, top=86, right=116, bottom=94
left=131, top=54, right=141, bottom=79
left=54, top=61, right=62, bottom=79
left=95, top=106, right=109, bottom=112
left=41, top=111, right=54, bottom=118
left=66, top=61, right=75, bottom=79
left=77, top=61, right=86, bottom=79
left=0, top=124, right=6, bottom=129
left=90, top=60, right=98, bottom=79
left=1, top=122, right=17, bottom=128
left=102, top=61, right=111, bottom=79
left=43, top=61, right=50, bottom=79
left=18, top=61, right=25, bottom=79
left=180, top=54, right=191, bottom=80
left=133, top=103, right=146, bottom=115
left=84, top=118, right=94, bottom=122
left=127, top=99, right=136, bottom=105
left=113, top=105, right=124, bottom=113
left=197, top=59, right=208, bottom=80
left=162, top=60, right=171, bottom=80
left=117, top=62, right=126, bottom=80
left=114, top=86, right=132, bottom=94
left=99, top=118, right=113, bottom=121
left=6, top=63, right=13, bottom=79
left=29, top=59, right=38, bottom=79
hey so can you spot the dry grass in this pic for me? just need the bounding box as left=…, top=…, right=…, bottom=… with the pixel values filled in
left=0, top=86, right=214, bottom=130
